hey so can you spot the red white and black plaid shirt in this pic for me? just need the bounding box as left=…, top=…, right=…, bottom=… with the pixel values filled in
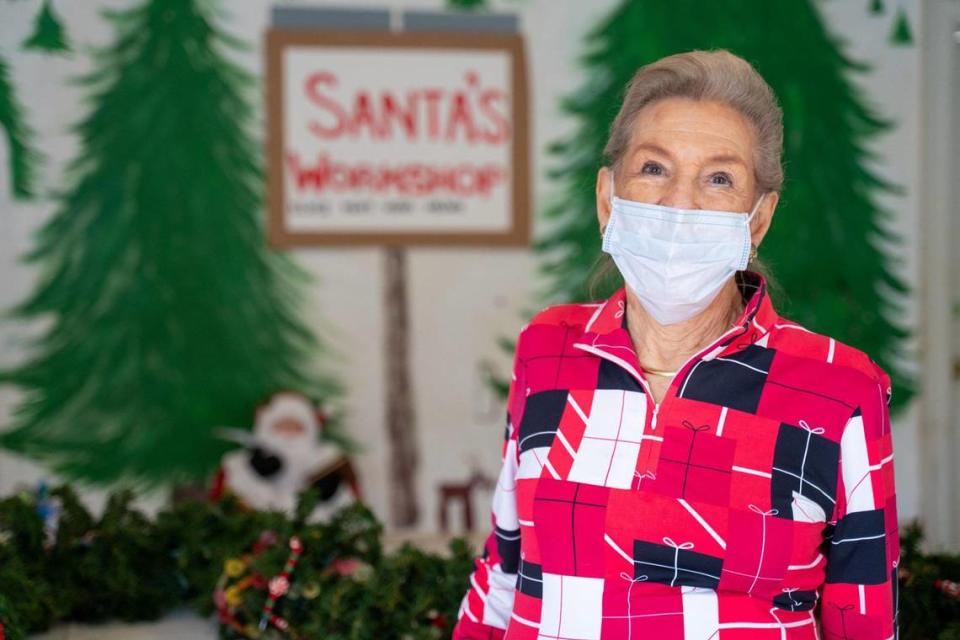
left=453, top=270, right=899, bottom=640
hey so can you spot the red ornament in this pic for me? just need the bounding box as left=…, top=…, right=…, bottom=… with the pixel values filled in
left=428, top=611, right=447, bottom=629
left=935, top=578, right=960, bottom=600
left=252, top=530, right=278, bottom=554
left=269, top=575, right=290, bottom=597
left=328, top=558, right=361, bottom=576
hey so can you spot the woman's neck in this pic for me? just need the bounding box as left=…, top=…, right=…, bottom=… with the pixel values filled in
left=625, top=278, right=745, bottom=374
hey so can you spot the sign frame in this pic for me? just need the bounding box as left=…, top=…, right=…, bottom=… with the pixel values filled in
left=265, top=29, right=530, bottom=247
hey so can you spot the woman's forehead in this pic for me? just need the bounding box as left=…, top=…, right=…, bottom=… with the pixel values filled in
left=628, top=98, right=756, bottom=164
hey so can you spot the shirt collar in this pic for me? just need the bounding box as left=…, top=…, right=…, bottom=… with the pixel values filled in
left=584, top=270, right=776, bottom=335
left=572, top=270, right=780, bottom=375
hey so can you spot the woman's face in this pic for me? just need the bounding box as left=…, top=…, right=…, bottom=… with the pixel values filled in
left=597, top=97, right=778, bottom=245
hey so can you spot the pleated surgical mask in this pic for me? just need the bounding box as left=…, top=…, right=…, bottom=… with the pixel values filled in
left=601, top=173, right=764, bottom=325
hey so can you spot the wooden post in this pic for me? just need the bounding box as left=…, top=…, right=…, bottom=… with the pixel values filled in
left=383, top=246, right=419, bottom=527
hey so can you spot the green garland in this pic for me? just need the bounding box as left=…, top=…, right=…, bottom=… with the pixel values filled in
left=0, top=485, right=473, bottom=639
left=898, top=522, right=960, bottom=639
left=1, top=484, right=956, bottom=638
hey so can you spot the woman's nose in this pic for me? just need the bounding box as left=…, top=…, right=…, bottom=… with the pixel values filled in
left=657, top=181, right=697, bottom=209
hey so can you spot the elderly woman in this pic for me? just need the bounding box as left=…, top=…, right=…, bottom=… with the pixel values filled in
left=452, top=50, right=899, bottom=640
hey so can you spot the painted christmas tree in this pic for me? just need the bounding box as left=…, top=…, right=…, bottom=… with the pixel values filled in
left=532, top=0, right=914, bottom=411
left=0, top=52, right=40, bottom=199
left=21, top=0, right=71, bottom=53
left=0, top=0, right=342, bottom=486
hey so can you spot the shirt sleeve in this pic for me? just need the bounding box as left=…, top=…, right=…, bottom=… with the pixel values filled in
left=819, top=363, right=900, bottom=639
left=451, top=328, right=526, bottom=640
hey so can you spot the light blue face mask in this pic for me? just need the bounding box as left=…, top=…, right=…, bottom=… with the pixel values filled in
left=601, top=173, right=764, bottom=325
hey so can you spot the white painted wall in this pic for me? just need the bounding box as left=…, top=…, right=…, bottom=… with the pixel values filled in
left=917, top=0, right=960, bottom=552
left=0, top=0, right=931, bottom=535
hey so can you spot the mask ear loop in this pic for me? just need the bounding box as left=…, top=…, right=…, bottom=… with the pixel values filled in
left=746, top=192, right=766, bottom=265
left=747, top=192, right=766, bottom=223
left=601, top=170, right=616, bottom=239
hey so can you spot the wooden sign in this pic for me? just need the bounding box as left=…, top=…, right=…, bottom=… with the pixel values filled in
left=265, top=30, right=529, bottom=246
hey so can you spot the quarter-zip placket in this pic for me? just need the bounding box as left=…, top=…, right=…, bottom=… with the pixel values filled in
left=572, top=307, right=758, bottom=434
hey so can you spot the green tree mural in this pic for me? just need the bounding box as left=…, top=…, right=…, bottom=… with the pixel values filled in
left=0, top=51, right=41, bottom=199
left=530, top=0, right=914, bottom=412
left=0, top=0, right=342, bottom=486
left=22, top=0, right=71, bottom=53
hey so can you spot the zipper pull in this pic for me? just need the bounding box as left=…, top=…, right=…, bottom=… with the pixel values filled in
left=652, top=404, right=659, bottom=431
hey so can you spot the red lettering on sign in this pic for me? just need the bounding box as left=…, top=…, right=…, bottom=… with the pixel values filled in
left=304, top=72, right=347, bottom=137
left=301, top=71, right=510, bottom=145
left=382, top=93, right=418, bottom=140
left=285, top=153, right=505, bottom=197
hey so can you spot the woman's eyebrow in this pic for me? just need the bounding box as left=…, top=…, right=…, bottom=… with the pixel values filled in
left=630, top=143, right=747, bottom=169
left=632, top=142, right=672, bottom=158
left=705, top=153, right=748, bottom=168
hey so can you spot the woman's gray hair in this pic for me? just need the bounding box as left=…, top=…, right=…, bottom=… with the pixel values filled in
left=588, top=49, right=785, bottom=300
left=603, top=49, right=785, bottom=194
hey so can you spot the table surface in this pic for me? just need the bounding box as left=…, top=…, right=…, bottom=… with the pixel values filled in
left=28, top=609, right=217, bottom=640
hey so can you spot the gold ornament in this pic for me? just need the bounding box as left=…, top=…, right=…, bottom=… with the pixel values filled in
left=225, top=585, right=244, bottom=607
left=225, top=557, right=246, bottom=578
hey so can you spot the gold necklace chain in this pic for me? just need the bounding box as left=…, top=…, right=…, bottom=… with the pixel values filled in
left=642, top=366, right=680, bottom=377
left=637, top=297, right=746, bottom=378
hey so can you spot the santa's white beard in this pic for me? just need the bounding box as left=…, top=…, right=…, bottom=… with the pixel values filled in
left=236, top=438, right=340, bottom=507
left=222, top=450, right=294, bottom=512
left=261, top=436, right=339, bottom=476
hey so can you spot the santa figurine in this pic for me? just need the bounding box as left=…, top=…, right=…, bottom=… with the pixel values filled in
left=210, top=391, right=361, bottom=522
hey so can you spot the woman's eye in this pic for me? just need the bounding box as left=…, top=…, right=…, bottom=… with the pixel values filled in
left=641, top=162, right=664, bottom=176
left=710, top=172, right=733, bottom=186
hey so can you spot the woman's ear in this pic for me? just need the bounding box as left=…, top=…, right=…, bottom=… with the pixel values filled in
left=596, top=166, right=613, bottom=235
left=750, top=190, right=779, bottom=247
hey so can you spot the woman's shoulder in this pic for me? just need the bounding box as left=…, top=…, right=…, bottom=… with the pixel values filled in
left=765, top=313, right=892, bottom=396
left=515, top=299, right=607, bottom=343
